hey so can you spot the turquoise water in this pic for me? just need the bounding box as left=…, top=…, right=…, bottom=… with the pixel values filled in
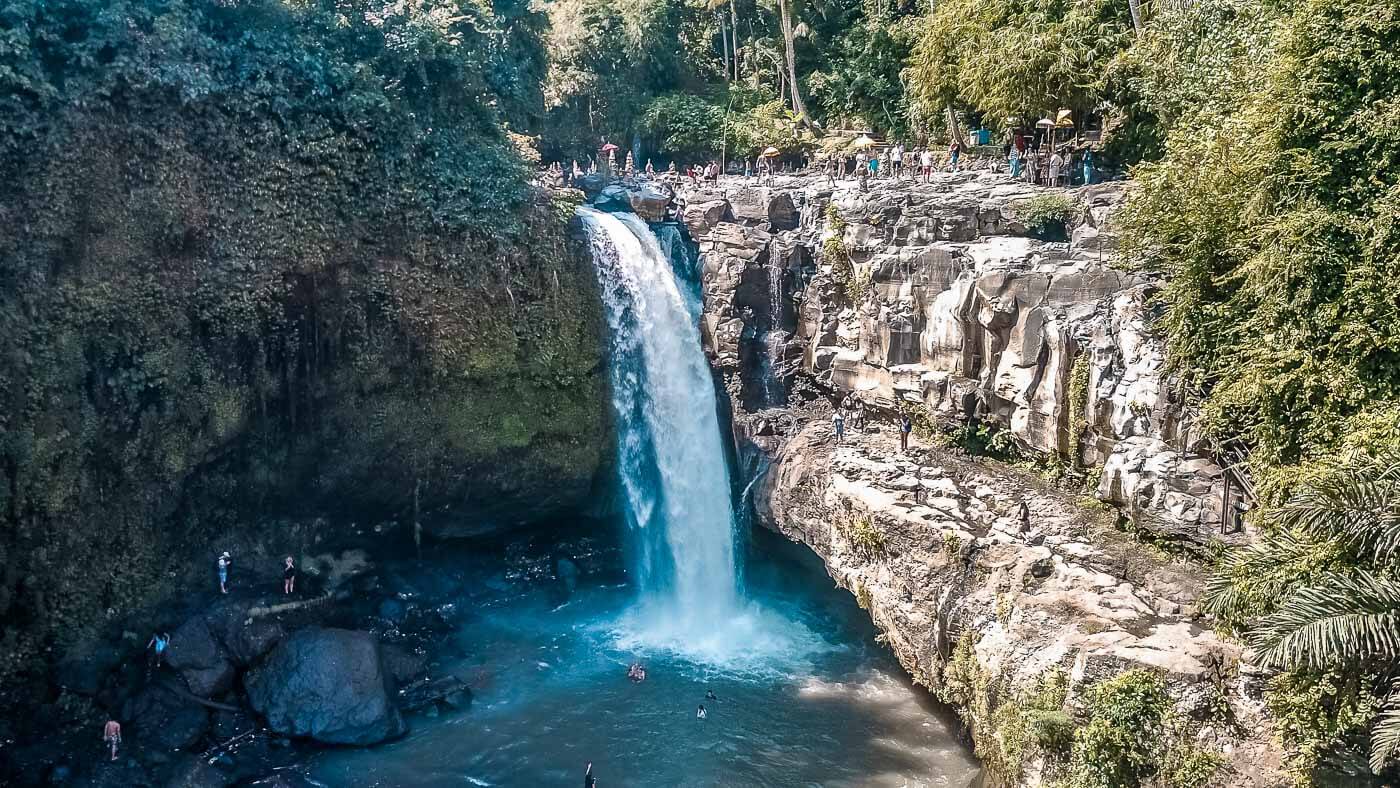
left=305, top=536, right=980, bottom=787
left=304, top=209, right=978, bottom=786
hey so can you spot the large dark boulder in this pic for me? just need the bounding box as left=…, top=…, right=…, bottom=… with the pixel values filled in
left=202, top=599, right=285, bottom=667
left=122, top=684, right=210, bottom=754
left=244, top=628, right=405, bottom=746
left=164, top=617, right=235, bottom=698
left=593, top=185, right=632, bottom=213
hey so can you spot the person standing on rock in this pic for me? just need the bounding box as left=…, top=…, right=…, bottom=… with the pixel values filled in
left=948, top=139, right=962, bottom=172
left=283, top=556, right=297, bottom=595
left=217, top=551, right=232, bottom=594
left=147, top=631, right=170, bottom=670
left=900, top=415, right=912, bottom=453
left=645, top=158, right=655, bottom=178
left=920, top=147, right=934, bottom=182
left=1016, top=501, right=1031, bottom=534
left=103, top=719, right=121, bottom=761
left=584, top=762, right=597, bottom=788
left=833, top=410, right=845, bottom=444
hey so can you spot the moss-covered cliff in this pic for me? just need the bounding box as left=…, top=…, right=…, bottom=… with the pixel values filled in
left=0, top=0, right=606, bottom=695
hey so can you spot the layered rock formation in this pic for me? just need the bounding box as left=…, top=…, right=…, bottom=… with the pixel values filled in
left=680, top=173, right=1249, bottom=549
left=758, top=422, right=1280, bottom=786
left=671, top=172, right=1280, bottom=785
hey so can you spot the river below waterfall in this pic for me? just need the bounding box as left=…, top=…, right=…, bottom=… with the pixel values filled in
left=303, top=528, right=979, bottom=788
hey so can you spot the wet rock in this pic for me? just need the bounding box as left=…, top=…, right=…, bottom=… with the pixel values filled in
left=593, top=185, right=632, bottom=214
left=123, top=684, right=210, bottom=754
left=76, top=759, right=150, bottom=788
left=164, top=755, right=232, bottom=788
left=202, top=599, right=284, bottom=667
left=399, top=674, right=473, bottom=714
left=381, top=644, right=426, bottom=686
left=165, top=617, right=235, bottom=698
left=628, top=182, right=672, bottom=222
left=245, top=628, right=405, bottom=746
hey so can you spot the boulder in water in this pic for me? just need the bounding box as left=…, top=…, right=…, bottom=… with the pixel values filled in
left=244, top=628, right=405, bottom=745
left=628, top=183, right=673, bottom=222
left=164, top=754, right=233, bottom=788
left=594, top=185, right=632, bottom=213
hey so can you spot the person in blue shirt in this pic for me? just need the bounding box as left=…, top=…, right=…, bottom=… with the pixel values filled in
left=147, top=631, right=170, bottom=669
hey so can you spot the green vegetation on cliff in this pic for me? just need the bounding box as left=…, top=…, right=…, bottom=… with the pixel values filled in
left=1116, top=2, right=1400, bottom=779
left=0, top=0, right=605, bottom=694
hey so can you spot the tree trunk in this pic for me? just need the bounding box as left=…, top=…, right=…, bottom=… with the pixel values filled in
left=1128, top=0, right=1143, bottom=33
left=719, top=14, right=730, bottom=80
left=944, top=104, right=962, bottom=145
left=777, top=0, right=814, bottom=130
left=731, top=0, right=740, bottom=81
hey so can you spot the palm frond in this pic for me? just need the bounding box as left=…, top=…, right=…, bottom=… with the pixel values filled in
left=1249, top=571, right=1400, bottom=670
left=1370, top=686, right=1400, bottom=774
left=1270, top=452, right=1400, bottom=563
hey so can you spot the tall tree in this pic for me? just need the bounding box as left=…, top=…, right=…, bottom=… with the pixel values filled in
left=774, top=0, right=814, bottom=127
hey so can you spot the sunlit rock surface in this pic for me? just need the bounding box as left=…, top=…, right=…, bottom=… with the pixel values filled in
left=681, top=172, right=1246, bottom=548
left=675, top=171, right=1282, bottom=786
left=758, top=422, right=1282, bottom=787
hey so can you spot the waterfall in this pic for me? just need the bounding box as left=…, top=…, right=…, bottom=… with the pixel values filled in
left=578, top=208, right=741, bottom=640
left=764, top=250, right=788, bottom=407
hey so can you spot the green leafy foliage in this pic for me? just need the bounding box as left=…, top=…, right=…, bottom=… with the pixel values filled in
left=1019, top=193, right=1078, bottom=241
left=905, top=0, right=1134, bottom=133
left=1206, top=454, right=1400, bottom=775
left=1065, top=669, right=1223, bottom=788
left=0, top=0, right=605, bottom=697
left=840, top=514, right=887, bottom=559
left=1266, top=671, right=1379, bottom=780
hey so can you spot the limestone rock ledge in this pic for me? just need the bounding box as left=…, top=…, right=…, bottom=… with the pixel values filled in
left=681, top=172, right=1249, bottom=550
left=758, top=420, right=1283, bottom=786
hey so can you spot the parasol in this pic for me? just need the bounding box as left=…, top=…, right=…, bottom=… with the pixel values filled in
left=851, top=134, right=876, bottom=149
left=600, top=142, right=619, bottom=152
left=761, top=146, right=781, bottom=157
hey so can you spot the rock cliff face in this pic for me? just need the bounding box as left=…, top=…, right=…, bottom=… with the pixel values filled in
left=675, top=172, right=1280, bottom=785
left=682, top=173, right=1248, bottom=549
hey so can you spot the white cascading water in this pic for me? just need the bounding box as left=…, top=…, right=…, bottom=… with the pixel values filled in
left=578, top=208, right=742, bottom=648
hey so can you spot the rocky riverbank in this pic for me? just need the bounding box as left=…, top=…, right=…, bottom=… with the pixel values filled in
left=0, top=526, right=613, bottom=787
left=667, top=170, right=1286, bottom=786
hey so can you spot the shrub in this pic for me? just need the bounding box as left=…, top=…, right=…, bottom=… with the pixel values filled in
left=842, top=515, right=888, bottom=559
left=1019, top=193, right=1078, bottom=240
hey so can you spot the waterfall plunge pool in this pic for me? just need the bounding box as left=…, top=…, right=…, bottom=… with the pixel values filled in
left=304, top=527, right=980, bottom=788
left=306, top=208, right=978, bottom=786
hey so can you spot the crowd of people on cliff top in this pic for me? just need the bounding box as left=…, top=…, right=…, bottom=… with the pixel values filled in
left=541, top=130, right=1096, bottom=192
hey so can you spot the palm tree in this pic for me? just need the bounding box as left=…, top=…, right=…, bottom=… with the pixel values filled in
left=1208, top=453, right=1400, bottom=773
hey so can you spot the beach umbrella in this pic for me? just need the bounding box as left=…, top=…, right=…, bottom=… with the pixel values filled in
left=1055, top=109, right=1075, bottom=128
left=1035, top=118, right=1055, bottom=129
left=761, top=146, right=781, bottom=157
left=600, top=142, right=619, bottom=152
